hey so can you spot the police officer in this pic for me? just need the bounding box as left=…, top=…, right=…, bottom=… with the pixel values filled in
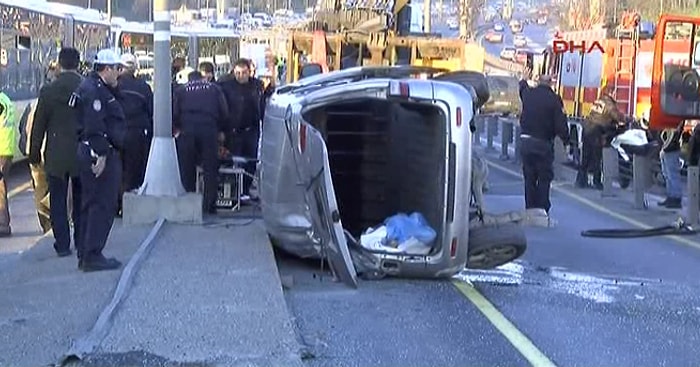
left=117, top=53, right=154, bottom=212
left=73, top=49, right=127, bottom=272
left=174, top=70, right=229, bottom=213
left=218, top=58, right=262, bottom=202
left=518, top=66, right=570, bottom=214
left=575, top=85, right=624, bottom=190
left=29, top=48, right=84, bottom=257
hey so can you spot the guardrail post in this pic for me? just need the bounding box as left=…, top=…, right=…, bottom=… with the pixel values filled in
left=486, top=115, right=497, bottom=151
left=632, top=154, right=651, bottom=209
left=687, top=165, right=699, bottom=224
left=474, top=115, right=484, bottom=146
left=513, top=123, right=521, bottom=164
left=602, top=147, right=618, bottom=197
left=500, top=119, right=512, bottom=160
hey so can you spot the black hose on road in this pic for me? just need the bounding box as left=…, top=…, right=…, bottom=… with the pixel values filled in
left=581, top=223, right=698, bottom=238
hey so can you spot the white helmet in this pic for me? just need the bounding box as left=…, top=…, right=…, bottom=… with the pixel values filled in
left=175, top=67, right=195, bottom=84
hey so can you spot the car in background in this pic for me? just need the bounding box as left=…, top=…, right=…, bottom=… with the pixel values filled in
left=513, top=34, right=527, bottom=47
left=500, top=46, right=516, bottom=60
left=485, top=31, right=504, bottom=43
left=514, top=49, right=528, bottom=63
left=447, top=18, right=458, bottom=30
left=494, top=23, right=504, bottom=32
left=537, top=16, right=547, bottom=25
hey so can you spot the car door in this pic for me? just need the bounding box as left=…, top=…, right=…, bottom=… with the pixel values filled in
left=296, top=80, right=392, bottom=288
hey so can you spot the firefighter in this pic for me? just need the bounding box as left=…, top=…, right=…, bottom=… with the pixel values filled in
left=73, top=49, right=128, bottom=272
left=117, top=53, right=154, bottom=214
left=518, top=67, right=570, bottom=214
left=575, top=85, right=625, bottom=190
left=173, top=70, right=229, bottom=213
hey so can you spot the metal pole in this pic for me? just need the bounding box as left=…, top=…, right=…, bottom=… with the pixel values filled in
left=601, top=147, right=618, bottom=197
left=107, top=0, right=112, bottom=19
left=423, top=0, right=431, bottom=33
left=140, top=0, right=186, bottom=197
left=632, top=154, right=649, bottom=209
left=687, top=166, right=699, bottom=224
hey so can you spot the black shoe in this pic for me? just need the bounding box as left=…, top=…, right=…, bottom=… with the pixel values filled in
left=593, top=182, right=604, bottom=190
left=0, top=229, right=11, bottom=238
left=664, top=197, right=682, bottom=209
left=53, top=242, right=72, bottom=257
left=80, top=257, right=122, bottom=272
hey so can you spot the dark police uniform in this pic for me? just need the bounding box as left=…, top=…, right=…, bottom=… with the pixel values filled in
left=518, top=79, right=570, bottom=213
left=173, top=77, right=229, bottom=213
left=74, top=71, right=126, bottom=271
left=575, top=94, right=624, bottom=189
left=218, top=76, right=262, bottom=197
left=117, top=73, right=154, bottom=193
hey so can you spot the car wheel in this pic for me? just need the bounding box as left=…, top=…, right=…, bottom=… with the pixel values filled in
left=467, top=223, right=527, bottom=269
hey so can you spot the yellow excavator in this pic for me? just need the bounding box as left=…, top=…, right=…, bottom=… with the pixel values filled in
left=283, top=0, right=487, bottom=82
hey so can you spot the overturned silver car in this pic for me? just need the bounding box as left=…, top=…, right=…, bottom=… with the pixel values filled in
left=258, top=66, right=527, bottom=287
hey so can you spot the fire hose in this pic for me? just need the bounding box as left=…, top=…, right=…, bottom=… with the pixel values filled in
left=580, top=218, right=698, bottom=238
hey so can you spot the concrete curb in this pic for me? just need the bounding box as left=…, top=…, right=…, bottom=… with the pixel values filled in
left=59, top=218, right=166, bottom=366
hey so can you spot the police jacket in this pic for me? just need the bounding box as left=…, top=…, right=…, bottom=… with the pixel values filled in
left=74, top=72, right=127, bottom=156
left=117, top=73, right=154, bottom=133
left=173, top=79, right=230, bottom=133
left=30, top=71, right=83, bottom=177
left=518, top=80, right=569, bottom=144
left=584, top=94, right=624, bottom=141
left=217, top=77, right=262, bottom=131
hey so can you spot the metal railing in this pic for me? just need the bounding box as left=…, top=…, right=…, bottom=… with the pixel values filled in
left=473, top=113, right=670, bottom=212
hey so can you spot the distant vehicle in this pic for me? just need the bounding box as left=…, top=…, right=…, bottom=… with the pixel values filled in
left=493, top=23, right=504, bottom=32
left=514, top=49, right=528, bottom=63
left=447, top=18, right=459, bottom=30
left=510, top=21, right=523, bottom=33
left=500, top=46, right=516, bottom=60
left=485, top=31, right=504, bottom=43
left=537, top=16, right=547, bottom=25
left=513, top=34, right=527, bottom=47
left=509, top=19, right=519, bottom=27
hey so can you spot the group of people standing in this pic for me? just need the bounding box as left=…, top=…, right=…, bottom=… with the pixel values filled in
left=170, top=57, right=273, bottom=213
left=20, top=48, right=153, bottom=271
left=517, top=65, right=686, bottom=216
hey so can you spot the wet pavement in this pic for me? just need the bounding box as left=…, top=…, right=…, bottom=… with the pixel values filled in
left=4, top=151, right=700, bottom=366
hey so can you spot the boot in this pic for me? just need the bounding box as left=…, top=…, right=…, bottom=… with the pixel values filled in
left=592, top=171, right=603, bottom=190
left=575, top=170, right=589, bottom=188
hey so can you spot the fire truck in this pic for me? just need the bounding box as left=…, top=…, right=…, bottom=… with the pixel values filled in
left=545, top=14, right=700, bottom=132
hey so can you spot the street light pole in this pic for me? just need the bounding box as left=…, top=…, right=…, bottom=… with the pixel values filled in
left=139, top=0, right=186, bottom=197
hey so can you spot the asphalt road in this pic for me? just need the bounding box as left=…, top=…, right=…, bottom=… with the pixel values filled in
left=278, top=153, right=700, bottom=367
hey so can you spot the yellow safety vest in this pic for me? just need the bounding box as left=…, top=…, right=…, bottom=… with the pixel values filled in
left=0, top=92, right=16, bottom=156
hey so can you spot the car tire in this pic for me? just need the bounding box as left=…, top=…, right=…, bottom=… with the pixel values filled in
left=466, top=223, right=527, bottom=269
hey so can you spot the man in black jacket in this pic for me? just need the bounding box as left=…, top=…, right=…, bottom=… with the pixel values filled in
left=218, top=58, right=263, bottom=202
left=29, top=48, right=84, bottom=257
left=518, top=67, right=570, bottom=214
left=117, top=53, right=154, bottom=213
left=174, top=71, right=229, bottom=213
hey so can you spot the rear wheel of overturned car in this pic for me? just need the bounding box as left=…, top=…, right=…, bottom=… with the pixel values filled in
left=466, top=223, right=527, bottom=269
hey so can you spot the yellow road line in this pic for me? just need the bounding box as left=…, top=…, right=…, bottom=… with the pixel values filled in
left=8, top=181, right=32, bottom=199
left=453, top=280, right=557, bottom=367
left=486, top=160, right=700, bottom=251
